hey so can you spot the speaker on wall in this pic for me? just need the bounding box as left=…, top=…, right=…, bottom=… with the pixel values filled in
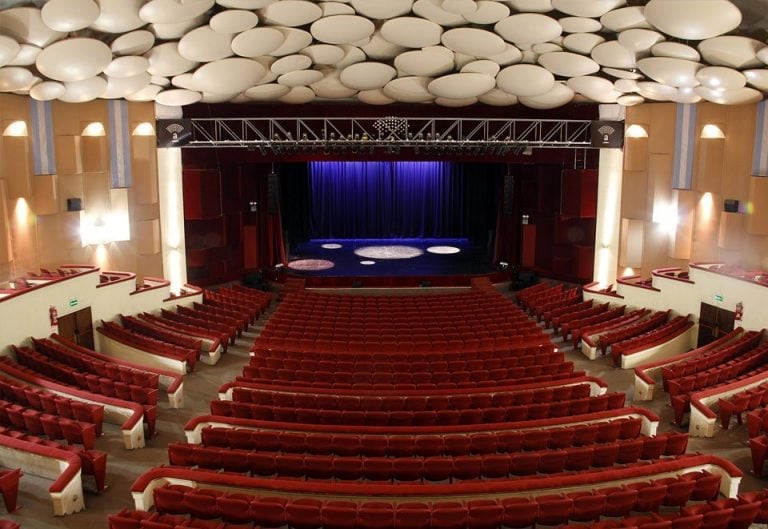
left=724, top=199, right=740, bottom=213
left=267, top=172, right=279, bottom=214
left=66, top=198, right=83, bottom=211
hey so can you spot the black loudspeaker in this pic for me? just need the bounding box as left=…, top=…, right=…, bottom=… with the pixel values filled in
left=503, top=173, right=514, bottom=215
left=66, top=198, right=83, bottom=211
left=724, top=199, right=740, bottom=213
left=590, top=121, right=624, bottom=148
left=267, top=172, right=279, bottom=214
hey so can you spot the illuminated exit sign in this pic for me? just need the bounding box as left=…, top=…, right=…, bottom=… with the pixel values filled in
left=714, top=294, right=724, bottom=302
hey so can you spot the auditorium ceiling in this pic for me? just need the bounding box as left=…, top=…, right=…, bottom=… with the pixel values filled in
left=0, top=0, right=767, bottom=108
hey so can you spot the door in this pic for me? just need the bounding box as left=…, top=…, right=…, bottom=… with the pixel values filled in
left=57, top=307, right=94, bottom=350
left=696, top=302, right=735, bottom=347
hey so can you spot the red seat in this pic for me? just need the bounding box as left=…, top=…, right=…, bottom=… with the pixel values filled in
left=358, top=502, right=395, bottom=529
left=323, top=500, right=358, bottom=529
left=183, top=488, right=224, bottom=519
left=569, top=491, right=606, bottom=522
left=432, top=501, right=468, bottom=529
left=501, top=497, right=538, bottom=528
left=153, top=484, right=191, bottom=514
left=536, top=494, right=573, bottom=526
left=287, top=498, right=323, bottom=529
left=0, top=469, right=20, bottom=513
left=467, top=499, right=503, bottom=529
left=395, top=502, right=431, bottom=529
left=218, top=493, right=257, bottom=524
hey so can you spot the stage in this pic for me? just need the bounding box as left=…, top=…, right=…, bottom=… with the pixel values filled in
left=285, top=238, right=496, bottom=278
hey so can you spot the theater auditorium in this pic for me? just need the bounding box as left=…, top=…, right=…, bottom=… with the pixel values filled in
left=1, top=0, right=768, bottom=528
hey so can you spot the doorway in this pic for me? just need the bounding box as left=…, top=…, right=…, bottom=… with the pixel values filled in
left=696, top=302, right=735, bottom=347
left=57, top=307, right=94, bottom=350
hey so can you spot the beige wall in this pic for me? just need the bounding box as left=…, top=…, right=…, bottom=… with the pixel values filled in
left=0, top=94, right=162, bottom=282
left=621, top=102, right=768, bottom=278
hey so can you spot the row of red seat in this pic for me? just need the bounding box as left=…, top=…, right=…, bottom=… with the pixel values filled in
left=97, top=321, right=199, bottom=371
left=576, top=310, right=651, bottom=348
left=516, top=283, right=563, bottom=309
left=192, top=301, right=249, bottom=333
left=33, top=336, right=161, bottom=390
left=671, top=351, right=768, bottom=426
left=137, top=312, right=225, bottom=354
left=560, top=305, right=625, bottom=340
left=241, top=360, right=575, bottom=387
left=250, top=342, right=557, bottom=363
left=0, top=357, right=151, bottom=444
left=610, top=317, right=694, bottom=366
left=546, top=300, right=598, bottom=330
left=229, top=381, right=593, bottom=412
left=120, top=315, right=204, bottom=354
left=531, top=290, right=582, bottom=321
left=0, top=424, right=106, bottom=492
left=717, top=382, right=768, bottom=430
left=281, top=289, right=510, bottom=306
left=668, top=343, right=768, bottom=399
left=160, top=309, right=234, bottom=347
left=663, top=332, right=763, bottom=393
left=210, top=392, right=627, bottom=426
left=199, top=418, right=645, bottom=456
left=0, top=397, right=97, bottom=449
left=259, top=320, right=538, bottom=336
left=597, top=311, right=670, bottom=355
left=13, top=345, right=158, bottom=406
left=234, top=369, right=584, bottom=391
left=177, top=305, right=242, bottom=339
left=168, top=428, right=688, bottom=481
left=143, top=469, right=726, bottom=529
left=0, top=372, right=102, bottom=439
left=167, top=432, right=688, bottom=481
left=253, top=335, right=552, bottom=354
left=109, top=509, right=246, bottom=529
left=0, top=468, right=19, bottom=515
left=248, top=349, right=564, bottom=372
left=215, top=284, right=272, bottom=309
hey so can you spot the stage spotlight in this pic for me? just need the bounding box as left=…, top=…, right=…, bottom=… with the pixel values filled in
left=427, top=246, right=460, bottom=255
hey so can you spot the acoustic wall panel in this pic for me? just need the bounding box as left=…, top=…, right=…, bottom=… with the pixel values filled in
left=669, top=190, right=695, bottom=260
left=649, top=103, right=676, bottom=155
left=55, top=135, right=82, bottom=175
left=0, top=180, right=11, bottom=263
left=624, top=136, right=648, bottom=172
left=747, top=176, right=768, bottom=235
left=718, top=211, right=745, bottom=250
left=695, top=137, right=725, bottom=193
left=32, top=174, right=59, bottom=216
left=619, top=218, right=644, bottom=268
left=136, top=219, right=160, bottom=255
left=81, top=136, right=108, bottom=173
left=2, top=136, right=32, bottom=199
left=131, top=135, right=158, bottom=204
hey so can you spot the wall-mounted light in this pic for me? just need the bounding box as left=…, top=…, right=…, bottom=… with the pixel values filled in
left=652, top=200, right=679, bottom=236
left=700, top=124, right=725, bottom=139
left=625, top=124, right=648, bottom=138
left=82, top=122, right=106, bottom=136
left=132, top=122, right=155, bottom=136
left=622, top=267, right=635, bottom=277
left=3, top=120, right=28, bottom=137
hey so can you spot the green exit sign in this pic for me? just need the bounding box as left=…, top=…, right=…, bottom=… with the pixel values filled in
left=68, top=298, right=78, bottom=308
left=714, top=294, right=724, bottom=302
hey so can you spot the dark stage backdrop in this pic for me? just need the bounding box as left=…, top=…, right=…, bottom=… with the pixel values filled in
left=280, top=161, right=500, bottom=246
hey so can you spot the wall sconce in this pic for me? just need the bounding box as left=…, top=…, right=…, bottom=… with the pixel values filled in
left=82, top=122, right=106, bottom=136
left=3, top=121, right=28, bottom=137
left=132, top=122, right=155, bottom=136
left=700, top=124, right=725, bottom=139
left=625, top=124, right=648, bottom=138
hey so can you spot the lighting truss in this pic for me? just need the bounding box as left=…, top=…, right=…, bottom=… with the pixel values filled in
left=180, top=117, right=595, bottom=154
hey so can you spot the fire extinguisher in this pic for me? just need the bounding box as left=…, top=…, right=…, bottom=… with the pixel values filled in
left=49, top=306, right=58, bottom=326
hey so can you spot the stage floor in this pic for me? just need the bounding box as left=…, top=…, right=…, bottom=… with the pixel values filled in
left=285, top=238, right=495, bottom=277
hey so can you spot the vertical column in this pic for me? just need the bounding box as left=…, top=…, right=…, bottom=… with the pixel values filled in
left=593, top=148, right=624, bottom=287
left=157, top=147, right=187, bottom=293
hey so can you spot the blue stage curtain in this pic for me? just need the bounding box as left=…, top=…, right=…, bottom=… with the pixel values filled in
left=309, top=161, right=465, bottom=238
